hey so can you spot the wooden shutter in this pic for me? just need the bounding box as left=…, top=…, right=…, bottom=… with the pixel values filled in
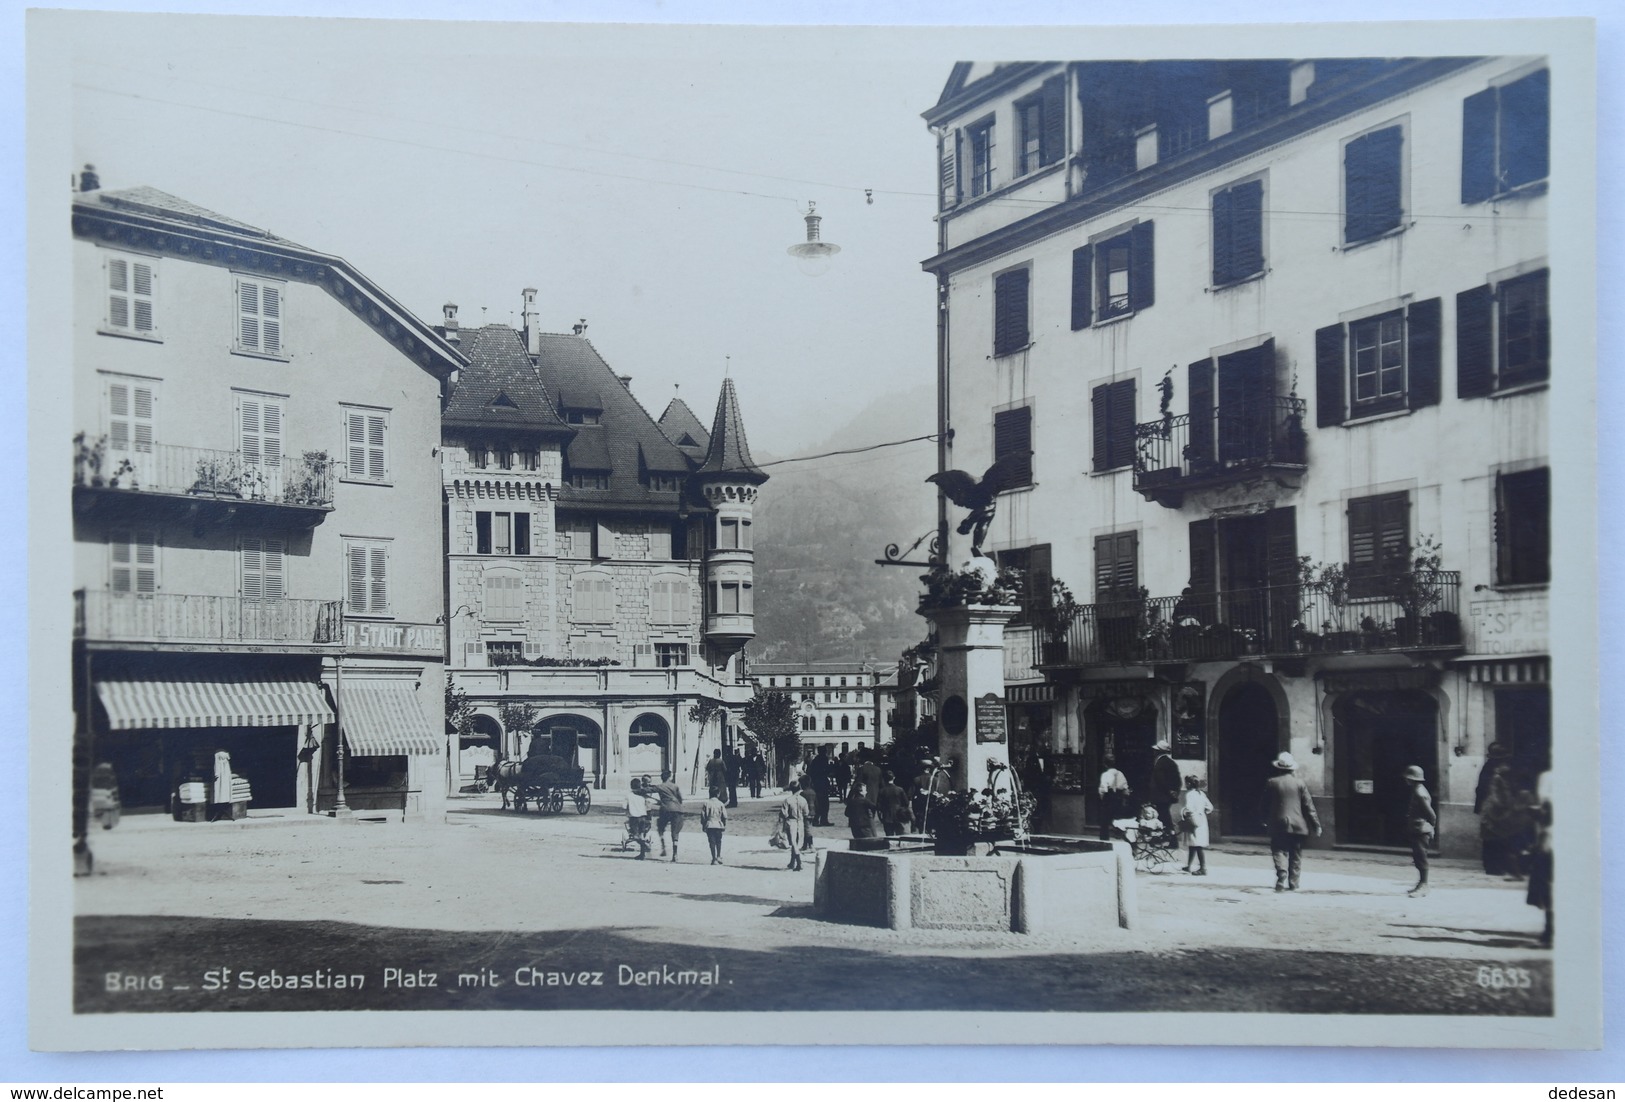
left=369, top=545, right=388, bottom=613
left=1456, top=284, right=1496, bottom=399
left=1348, top=493, right=1409, bottom=596
left=1344, top=127, right=1403, bottom=242
left=940, top=129, right=960, bottom=209
left=1070, top=245, right=1093, bottom=330
left=347, top=544, right=368, bottom=611
left=1187, top=358, right=1215, bottom=464
left=993, top=406, right=1033, bottom=487
left=1501, top=68, right=1549, bottom=191
left=260, top=284, right=281, bottom=354
left=993, top=268, right=1030, bottom=356
left=1496, top=468, right=1550, bottom=585
left=240, top=398, right=283, bottom=480
left=673, top=579, right=691, bottom=622
left=347, top=411, right=387, bottom=480
left=1109, top=380, right=1136, bottom=469
left=107, top=256, right=156, bottom=334
left=1091, top=384, right=1112, bottom=471
left=1406, top=297, right=1442, bottom=410
left=1211, top=186, right=1234, bottom=285
left=1040, top=74, right=1066, bottom=166
left=596, top=521, right=614, bottom=560
left=1461, top=87, right=1498, bottom=203
left=107, top=381, right=155, bottom=457
left=651, top=578, right=672, bottom=624
left=242, top=537, right=285, bottom=601
left=1315, top=323, right=1348, bottom=426
left=1231, top=180, right=1264, bottom=280
left=110, top=531, right=158, bottom=594
left=1264, top=507, right=1298, bottom=648
left=238, top=280, right=261, bottom=351
left=1186, top=519, right=1217, bottom=622
left=1128, top=221, right=1155, bottom=311
left=1093, top=532, right=1137, bottom=601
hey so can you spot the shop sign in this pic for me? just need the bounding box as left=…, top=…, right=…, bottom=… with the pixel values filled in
left=974, top=693, right=1007, bottom=744
left=343, top=620, right=445, bottom=657
left=1173, top=682, right=1205, bottom=759
left=1468, top=595, right=1548, bottom=656
left=1353, top=779, right=1375, bottom=795
left=1322, top=668, right=1438, bottom=694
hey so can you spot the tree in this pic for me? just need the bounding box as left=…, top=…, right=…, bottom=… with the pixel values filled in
left=445, top=675, right=477, bottom=737
left=742, top=688, right=799, bottom=787
left=499, top=701, right=540, bottom=759
left=687, top=698, right=728, bottom=800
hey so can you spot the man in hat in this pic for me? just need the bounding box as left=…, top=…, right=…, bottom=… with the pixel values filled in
left=1151, top=739, right=1183, bottom=831
left=1262, top=751, right=1321, bottom=892
left=1474, top=741, right=1512, bottom=814
left=1403, top=764, right=1437, bottom=897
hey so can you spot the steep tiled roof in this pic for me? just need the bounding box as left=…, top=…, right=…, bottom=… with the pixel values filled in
left=696, top=377, right=768, bottom=485
left=92, top=186, right=307, bottom=246
left=657, top=397, right=711, bottom=457
left=443, top=326, right=571, bottom=434
left=530, top=332, right=694, bottom=512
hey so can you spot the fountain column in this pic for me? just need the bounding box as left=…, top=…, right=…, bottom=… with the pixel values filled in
left=930, top=603, right=1020, bottom=792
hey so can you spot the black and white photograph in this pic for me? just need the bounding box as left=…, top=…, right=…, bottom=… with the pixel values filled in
left=24, top=9, right=1602, bottom=1055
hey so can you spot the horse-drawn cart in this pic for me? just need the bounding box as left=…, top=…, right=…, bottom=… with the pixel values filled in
left=489, top=755, right=592, bottom=815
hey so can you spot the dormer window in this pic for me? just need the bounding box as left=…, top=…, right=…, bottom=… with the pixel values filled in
left=564, top=409, right=601, bottom=425
left=649, top=474, right=682, bottom=493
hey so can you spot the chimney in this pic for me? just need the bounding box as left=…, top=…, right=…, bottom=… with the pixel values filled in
left=78, top=164, right=100, bottom=193
left=442, top=302, right=460, bottom=345
left=521, top=288, right=539, bottom=355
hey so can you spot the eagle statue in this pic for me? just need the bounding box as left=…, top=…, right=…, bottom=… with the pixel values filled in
left=926, top=451, right=1029, bottom=559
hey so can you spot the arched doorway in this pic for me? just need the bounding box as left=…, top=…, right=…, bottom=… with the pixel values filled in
left=627, top=714, right=670, bottom=780
left=1334, top=690, right=1439, bottom=846
left=1216, top=681, right=1280, bottom=838
left=531, top=714, right=605, bottom=788
left=463, top=713, right=501, bottom=780
left=1083, top=694, right=1158, bottom=830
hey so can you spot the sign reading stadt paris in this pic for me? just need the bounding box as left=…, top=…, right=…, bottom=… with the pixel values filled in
left=974, top=693, right=1007, bottom=744
left=342, top=620, right=445, bottom=657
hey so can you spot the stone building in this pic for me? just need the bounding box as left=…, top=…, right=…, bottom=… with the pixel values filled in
left=70, top=177, right=460, bottom=836
left=440, top=295, right=765, bottom=791
left=923, top=58, right=1551, bottom=854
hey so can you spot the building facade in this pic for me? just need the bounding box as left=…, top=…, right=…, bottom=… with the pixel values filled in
left=749, top=661, right=881, bottom=752
left=72, top=180, right=459, bottom=830
left=440, top=298, right=765, bottom=792
left=923, top=58, right=1551, bottom=854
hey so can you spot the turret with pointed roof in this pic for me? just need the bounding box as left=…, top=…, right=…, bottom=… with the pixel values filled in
left=695, top=377, right=765, bottom=660
left=694, top=377, right=768, bottom=486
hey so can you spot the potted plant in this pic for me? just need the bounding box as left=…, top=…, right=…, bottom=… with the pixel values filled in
left=191, top=455, right=242, bottom=497
left=287, top=450, right=333, bottom=506
left=918, top=560, right=1021, bottom=613
left=1299, top=557, right=1353, bottom=649
left=1037, top=577, right=1082, bottom=664
left=1391, top=535, right=1448, bottom=645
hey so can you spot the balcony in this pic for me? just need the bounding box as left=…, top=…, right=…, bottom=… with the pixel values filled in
left=76, top=589, right=342, bottom=649
left=1051, top=572, right=1462, bottom=668
left=73, top=437, right=335, bottom=527
left=1132, top=396, right=1308, bottom=507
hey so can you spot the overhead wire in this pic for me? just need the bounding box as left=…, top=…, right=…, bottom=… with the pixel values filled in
left=755, top=433, right=940, bottom=470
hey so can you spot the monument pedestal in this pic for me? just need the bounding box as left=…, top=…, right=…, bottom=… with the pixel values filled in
left=931, top=603, right=1019, bottom=792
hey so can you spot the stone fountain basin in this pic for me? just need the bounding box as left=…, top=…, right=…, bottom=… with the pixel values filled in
left=812, top=836, right=1136, bottom=933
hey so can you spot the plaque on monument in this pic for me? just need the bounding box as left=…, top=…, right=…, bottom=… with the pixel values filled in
left=974, top=692, right=1007, bottom=744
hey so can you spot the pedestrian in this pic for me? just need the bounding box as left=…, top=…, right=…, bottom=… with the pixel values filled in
left=777, top=781, right=808, bottom=870
left=808, top=747, right=833, bottom=826
left=1180, top=774, right=1213, bottom=875
left=1526, top=768, right=1553, bottom=947
left=914, top=757, right=951, bottom=831
left=1097, top=753, right=1131, bottom=841
left=1402, top=765, right=1437, bottom=897
left=798, top=781, right=817, bottom=854
left=1478, top=764, right=1529, bottom=878
left=649, top=769, right=686, bottom=862
left=625, top=777, right=652, bottom=860
left=855, top=749, right=882, bottom=812
left=704, top=749, right=727, bottom=798
left=1023, top=739, right=1053, bottom=833
left=1474, top=740, right=1512, bottom=814
left=747, top=751, right=765, bottom=798
left=877, top=770, right=912, bottom=836
left=1262, top=751, right=1321, bottom=892
left=724, top=746, right=741, bottom=808
left=845, top=782, right=879, bottom=839
left=701, top=787, right=729, bottom=865
left=1151, top=739, right=1182, bottom=830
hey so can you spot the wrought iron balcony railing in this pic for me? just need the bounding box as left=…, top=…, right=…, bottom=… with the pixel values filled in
left=76, top=589, right=343, bottom=646
left=1052, top=572, right=1462, bottom=666
left=1133, top=396, right=1307, bottom=502
left=73, top=437, right=335, bottom=509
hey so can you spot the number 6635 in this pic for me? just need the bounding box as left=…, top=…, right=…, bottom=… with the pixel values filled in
left=1477, top=966, right=1533, bottom=989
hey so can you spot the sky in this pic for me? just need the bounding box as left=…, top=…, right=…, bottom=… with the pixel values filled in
left=66, top=16, right=951, bottom=458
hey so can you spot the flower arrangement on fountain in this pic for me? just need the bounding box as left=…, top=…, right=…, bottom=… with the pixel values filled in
left=917, top=557, right=1022, bottom=613
left=927, top=759, right=1036, bottom=854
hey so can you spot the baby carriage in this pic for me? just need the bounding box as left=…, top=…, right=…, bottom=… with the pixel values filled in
left=1111, top=805, right=1181, bottom=871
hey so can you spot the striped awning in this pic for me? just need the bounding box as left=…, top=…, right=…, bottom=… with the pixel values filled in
left=1006, top=683, right=1056, bottom=704
left=96, top=679, right=334, bottom=731
left=338, top=679, right=439, bottom=756
left=1463, top=657, right=1550, bottom=684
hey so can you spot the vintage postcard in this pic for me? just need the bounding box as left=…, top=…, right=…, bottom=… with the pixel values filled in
left=26, top=12, right=1600, bottom=1051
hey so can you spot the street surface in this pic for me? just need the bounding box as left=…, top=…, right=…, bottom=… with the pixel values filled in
left=73, top=794, right=1553, bottom=1016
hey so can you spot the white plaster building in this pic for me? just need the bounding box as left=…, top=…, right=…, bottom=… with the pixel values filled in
left=923, top=58, right=1551, bottom=855
left=750, top=662, right=880, bottom=752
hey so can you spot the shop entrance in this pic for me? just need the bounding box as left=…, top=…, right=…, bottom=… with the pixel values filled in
left=1084, top=695, right=1158, bottom=827
left=1494, top=686, right=1551, bottom=787
left=100, top=727, right=299, bottom=810
left=627, top=714, right=670, bottom=778
left=1216, top=681, right=1279, bottom=838
left=1334, top=691, right=1439, bottom=846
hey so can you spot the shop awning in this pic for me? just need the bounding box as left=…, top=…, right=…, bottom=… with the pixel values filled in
left=338, top=679, right=440, bottom=756
left=96, top=679, right=334, bottom=731
left=1006, top=683, right=1056, bottom=704
left=1462, top=657, right=1550, bottom=684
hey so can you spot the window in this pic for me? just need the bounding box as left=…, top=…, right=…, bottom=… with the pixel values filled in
left=650, top=575, right=692, bottom=625
left=967, top=117, right=996, bottom=197
left=564, top=409, right=601, bottom=425
left=1458, top=268, right=1550, bottom=397
left=719, top=517, right=740, bottom=550
left=1013, top=77, right=1065, bottom=178
left=993, top=268, right=1030, bottom=356
left=1314, top=299, right=1442, bottom=424
left=1071, top=222, right=1155, bottom=327
left=1347, top=493, right=1409, bottom=598
left=344, top=540, right=390, bottom=615
left=486, top=640, right=522, bottom=664
left=825, top=677, right=832, bottom=687
left=1496, top=468, right=1550, bottom=586
left=993, top=405, right=1034, bottom=489
left=825, top=715, right=834, bottom=732
left=238, top=396, right=284, bottom=496
left=1093, top=532, right=1138, bottom=602
left=105, top=378, right=155, bottom=468
left=476, top=511, right=531, bottom=556
left=343, top=408, right=388, bottom=482
left=103, top=252, right=157, bottom=338
left=655, top=643, right=690, bottom=668
left=1462, top=69, right=1549, bottom=202
left=839, top=692, right=848, bottom=703
left=649, top=474, right=682, bottom=492
left=840, top=677, right=847, bottom=687
left=234, top=276, right=284, bottom=357
left=568, top=471, right=610, bottom=490
left=240, top=537, right=285, bottom=600
left=468, top=446, right=488, bottom=469
left=109, top=531, right=158, bottom=594
left=1343, top=124, right=1404, bottom=244
left=841, top=715, right=851, bottom=731
left=1091, top=379, right=1136, bottom=471
left=483, top=571, right=524, bottom=621
left=996, top=544, right=1051, bottom=625
left=572, top=571, right=614, bottom=624
left=519, top=450, right=539, bottom=471
left=1212, top=179, right=1265, bottom=286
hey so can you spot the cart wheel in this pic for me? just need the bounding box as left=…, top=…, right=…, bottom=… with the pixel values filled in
left=574, top=786, right=592, bottom=814
left=547, top=789, right=565, bottom=814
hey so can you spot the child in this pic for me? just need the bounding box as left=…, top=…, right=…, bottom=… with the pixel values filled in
left=1180, top=775, right=1213, bottom=875
left=625, top=777, right=652, bottom=860
left=1404, top=765, right=1437, bottom=897
left=701, top=786, right=729, bottom=865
